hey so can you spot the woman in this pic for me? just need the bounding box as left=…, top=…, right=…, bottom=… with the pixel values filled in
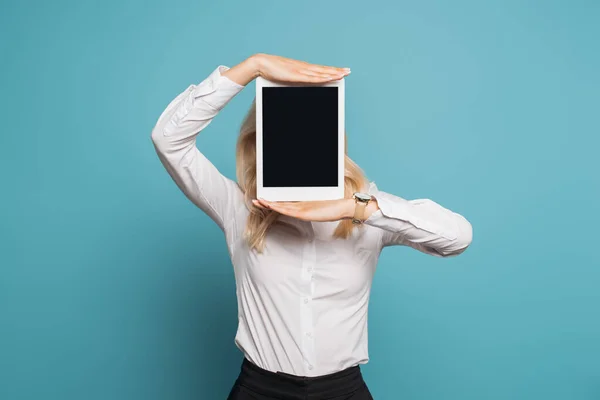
left=151, top=53, right=473, bottom=400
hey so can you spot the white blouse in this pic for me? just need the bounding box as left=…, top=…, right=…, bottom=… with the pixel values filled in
left=151, top=65, right=473, bottom=377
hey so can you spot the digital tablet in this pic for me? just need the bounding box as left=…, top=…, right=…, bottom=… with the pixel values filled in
left=255, top=76, right=345, bottom=201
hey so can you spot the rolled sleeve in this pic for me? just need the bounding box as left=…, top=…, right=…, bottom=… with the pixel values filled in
left=365, top=181, right=472, bottom=257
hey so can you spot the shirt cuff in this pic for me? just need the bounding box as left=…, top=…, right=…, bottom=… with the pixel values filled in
left=365, top=182, right=413, bottom=225
left=364, top=181, right=389, bottom=224
left=190, top=65, right=245, bottom=110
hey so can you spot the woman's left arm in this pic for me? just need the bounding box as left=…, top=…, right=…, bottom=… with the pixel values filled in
left=363, top=183, right=473, bottom=257
left=255, top=182, right=473, bottom=258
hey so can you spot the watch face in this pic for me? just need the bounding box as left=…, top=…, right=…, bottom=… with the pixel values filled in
left=354, top=193, right=371, bottom=202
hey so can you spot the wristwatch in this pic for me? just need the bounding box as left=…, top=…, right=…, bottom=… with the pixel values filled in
left=351, top=192, right=373, bottom=224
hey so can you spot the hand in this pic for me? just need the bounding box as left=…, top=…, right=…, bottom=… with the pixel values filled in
left=223, top=53, right=350, bottom=86
left=251, top=53, right=350, bottom=83
left=252, top=198, right=355, bottom=222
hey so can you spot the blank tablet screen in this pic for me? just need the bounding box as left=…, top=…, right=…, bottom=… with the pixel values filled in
left=262, top=87, right=338, bottom=187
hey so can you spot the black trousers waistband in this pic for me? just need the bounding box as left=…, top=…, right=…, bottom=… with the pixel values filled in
left=231, top=358, right=367, bottom=399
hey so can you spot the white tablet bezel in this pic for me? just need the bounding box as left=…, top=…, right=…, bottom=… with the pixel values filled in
left=255, top=76, right=345, bottom=201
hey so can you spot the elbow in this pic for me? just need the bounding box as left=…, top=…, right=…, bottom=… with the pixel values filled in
left=441, top=214, right=473, bottom=257
left=151, top=121, right=173, bottom=154
left=151, top=124, right=165, bottom=148
left=457, top=214, right=474, bottom=251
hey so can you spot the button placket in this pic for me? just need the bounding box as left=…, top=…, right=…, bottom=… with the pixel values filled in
left=300, top=224, right=316, bottom=374
left=301, top=251, right=315, bottom=282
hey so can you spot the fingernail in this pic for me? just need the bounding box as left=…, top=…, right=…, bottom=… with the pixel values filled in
left=344, top=68, right=351, bottom=72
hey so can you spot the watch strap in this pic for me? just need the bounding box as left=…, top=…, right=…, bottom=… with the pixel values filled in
left=351, top=194, right=371, bottom=224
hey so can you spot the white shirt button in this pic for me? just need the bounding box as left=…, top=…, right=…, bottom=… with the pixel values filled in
left=308, top=364, right=313, bottom=370
left=306, top=332, right=312, bottom=337
left=303, top=298, right=309, bottom=304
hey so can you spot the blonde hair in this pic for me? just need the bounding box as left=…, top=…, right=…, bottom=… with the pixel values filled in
left=236, top=99, right=368, bottom=252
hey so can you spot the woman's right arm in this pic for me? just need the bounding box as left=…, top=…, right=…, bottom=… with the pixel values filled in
left=150, top=59, right=257, bottom=232
left=151, top=54, right=350, bottom=232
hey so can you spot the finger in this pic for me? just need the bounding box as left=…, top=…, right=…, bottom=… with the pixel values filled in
left=295, top=59, right=350, bottom=74
left=285, top=70, right=333, bottom=83
left=291, top=72, right=340, bottom=83
left=263, top=200, right=305, bottom=209
left=258, top=199, right=294, bottom=211
left=297, top=68, right=339, bottom=78
left=252, top=199, right=268, bottom=209
left=289, top=59, right=348, bottom=77
left=257, top=199, right=272, bottom=209
left=306, top=64, right=351, bottom=77
left=258, top=199, right=284, bottom=210
left=297, top=69, right=344, bottom=81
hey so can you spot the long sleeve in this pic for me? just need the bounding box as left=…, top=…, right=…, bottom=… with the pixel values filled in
left=151, top=65, right=245, bottom=232
left=365, top=182, right=473, bottom=257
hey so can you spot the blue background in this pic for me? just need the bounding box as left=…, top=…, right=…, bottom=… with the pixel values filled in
left=1, top=0, right=599, bottom=399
